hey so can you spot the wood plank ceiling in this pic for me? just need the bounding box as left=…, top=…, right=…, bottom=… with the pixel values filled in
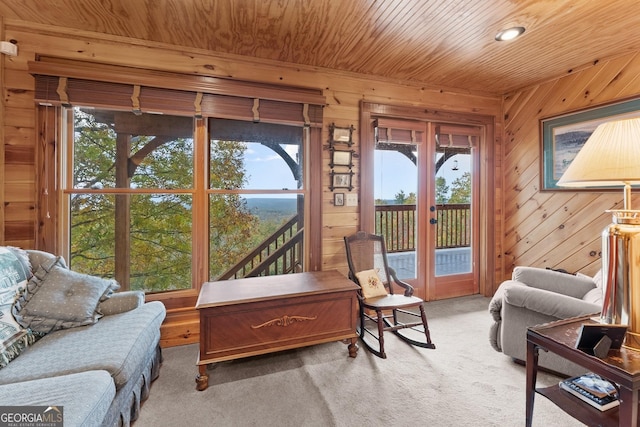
left=1, top=0, right=640, bottom=95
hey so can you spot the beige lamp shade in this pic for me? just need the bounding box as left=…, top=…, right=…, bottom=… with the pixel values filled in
left=556, top=117, right=640, bottom=188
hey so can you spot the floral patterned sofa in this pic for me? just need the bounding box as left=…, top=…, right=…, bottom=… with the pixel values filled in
left=0, top=247, right=166, bottom=426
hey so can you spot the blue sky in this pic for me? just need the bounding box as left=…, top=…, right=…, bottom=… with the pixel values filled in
left=241, top=142, right=470, bottom=200
left=374, top=150, right=470, bottom=200
left=243, top=142, right=299, bottom=190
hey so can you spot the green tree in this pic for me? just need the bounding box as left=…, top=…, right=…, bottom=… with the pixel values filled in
left=435, top=176, right=449, bottom=203
left=209, top=139, right=259, bottom=279
left=394, top=190, right=408, bottom=204
left=70, top=109, right=260, bottom=291
left=394, top=190, right=416, bottom=205
left=449, top=172, right=471, bottom=203
left=70, top=110, right=197, bottom=291
left=405, top=192, right=417, bottom=204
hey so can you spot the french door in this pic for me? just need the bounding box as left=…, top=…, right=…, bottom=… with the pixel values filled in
left=371, top=118, right=480, bottom=300
left=429, top=124, right=480, bottom=299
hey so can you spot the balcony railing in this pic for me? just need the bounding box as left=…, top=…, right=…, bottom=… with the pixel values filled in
left=375, top=203, right=471, bottom=253
left=218, top=214, right=301, bottom=280
left=220, top=203, right=470, bottom=281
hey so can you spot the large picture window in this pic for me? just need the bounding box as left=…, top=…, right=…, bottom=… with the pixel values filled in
left=65, top=108, right=195, bottom=292
left=61, top=108, right=311, bottom=294
left=208, top=120, right=305, bottom=280
left=32, top=60, right=324, bottom=298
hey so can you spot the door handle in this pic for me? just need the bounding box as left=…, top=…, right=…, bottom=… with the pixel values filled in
left=430, top=218, right=437, bottom=224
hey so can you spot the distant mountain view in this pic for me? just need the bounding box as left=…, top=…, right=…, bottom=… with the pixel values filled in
left=376, top=199, right=408, bottom=205
left=245, top=198, right=298, bottom=220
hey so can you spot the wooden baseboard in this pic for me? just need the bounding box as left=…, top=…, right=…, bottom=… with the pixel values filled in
left=159, top=307, right=199, bottom=347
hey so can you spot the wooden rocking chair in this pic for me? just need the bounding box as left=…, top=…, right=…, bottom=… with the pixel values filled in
left=344, top=231, right=435, bottom=358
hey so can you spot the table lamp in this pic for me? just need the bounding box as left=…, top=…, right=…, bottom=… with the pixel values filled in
left=557, top=117, right=640, bottom=350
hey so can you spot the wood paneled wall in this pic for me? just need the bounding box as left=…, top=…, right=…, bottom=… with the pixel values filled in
left=1, top=20, right=505, bottom=346
left=0, top=15, right=5, bottom=244
left=501, top=51, right=640, bottom=280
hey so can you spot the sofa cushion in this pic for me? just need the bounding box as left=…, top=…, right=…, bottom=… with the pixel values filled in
left=7, top=246, right=32, bottom=279
left=503, top=285, right=601, bottom=320
left=26, top=249, right=65, bottom=272
left=512, top=266, right=595, bottom=299
left=593, top=269, right=603, bottom=288
left=12, top=257, right=119, bottom=334
left=0, top=301, right=166, bottom=389
left=0, top=247, right=35, bottom=368
left=0, top=370, right=115, bottom=427
left=579, top=269, right=603, bottom=305
left=582, top=287, right=603, bottom=305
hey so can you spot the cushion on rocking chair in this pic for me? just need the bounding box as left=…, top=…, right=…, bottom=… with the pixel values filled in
left=355, top=269, right=388, bottom=299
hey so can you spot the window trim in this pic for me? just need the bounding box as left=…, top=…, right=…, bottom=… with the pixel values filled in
left=35, top=63, right=324, bottom=310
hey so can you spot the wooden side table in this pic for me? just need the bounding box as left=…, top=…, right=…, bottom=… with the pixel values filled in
left=526, top=316, right=640, bottom=427
left=195, top=270, right=359, bottom=390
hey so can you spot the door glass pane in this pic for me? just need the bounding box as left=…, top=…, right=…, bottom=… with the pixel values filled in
left=374, top=142, right=418, bottom=280
left=434, top=146, right=472, bottom=276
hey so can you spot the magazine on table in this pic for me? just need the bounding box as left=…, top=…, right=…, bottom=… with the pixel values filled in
left=559, top=372, right=619, bottom=411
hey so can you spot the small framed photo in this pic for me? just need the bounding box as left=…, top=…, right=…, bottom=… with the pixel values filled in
left=330, top=149, right=353, bottom=168
left=575, top=323, right=627, bottom=357
left=330, top=123, right=354, bottom=146
left=330, top=171, right=353, bottom=191
left=334, top=193, right=345, bottom=206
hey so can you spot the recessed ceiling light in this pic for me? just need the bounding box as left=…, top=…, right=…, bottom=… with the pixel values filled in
left=495, top=26, right=525, bottom=41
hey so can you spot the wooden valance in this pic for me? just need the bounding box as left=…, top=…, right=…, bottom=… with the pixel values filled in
left=435, top=124, right=481, bottom=148
left=374, top=118, right=481, bottom=149
left=29, top=58, right=325, bottom=127
left=374, top=118, right=425, bottom=144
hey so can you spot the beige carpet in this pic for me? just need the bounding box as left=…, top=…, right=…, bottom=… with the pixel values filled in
left=134, top=295, right=584, bottom=426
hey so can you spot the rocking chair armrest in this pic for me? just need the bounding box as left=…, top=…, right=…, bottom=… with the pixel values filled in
left=389, top=267, right=414, bottom=297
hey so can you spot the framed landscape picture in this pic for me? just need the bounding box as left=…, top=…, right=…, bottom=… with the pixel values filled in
left=541, top=97, right=640, bottom=190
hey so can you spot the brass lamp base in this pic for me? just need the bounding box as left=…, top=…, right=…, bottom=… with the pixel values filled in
left=601, top=210, right=640, bottom=351
left=624, top=330, right=640, bottom=351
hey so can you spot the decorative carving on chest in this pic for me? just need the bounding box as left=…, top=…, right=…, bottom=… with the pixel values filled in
left=251, top=315, right=318, bottom=329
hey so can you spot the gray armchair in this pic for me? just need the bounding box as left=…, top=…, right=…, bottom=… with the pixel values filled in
left=489, top=266, right=602, bottom=376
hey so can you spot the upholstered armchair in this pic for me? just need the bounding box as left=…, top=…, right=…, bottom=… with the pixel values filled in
left=489, top=266, right=602, bottom=376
